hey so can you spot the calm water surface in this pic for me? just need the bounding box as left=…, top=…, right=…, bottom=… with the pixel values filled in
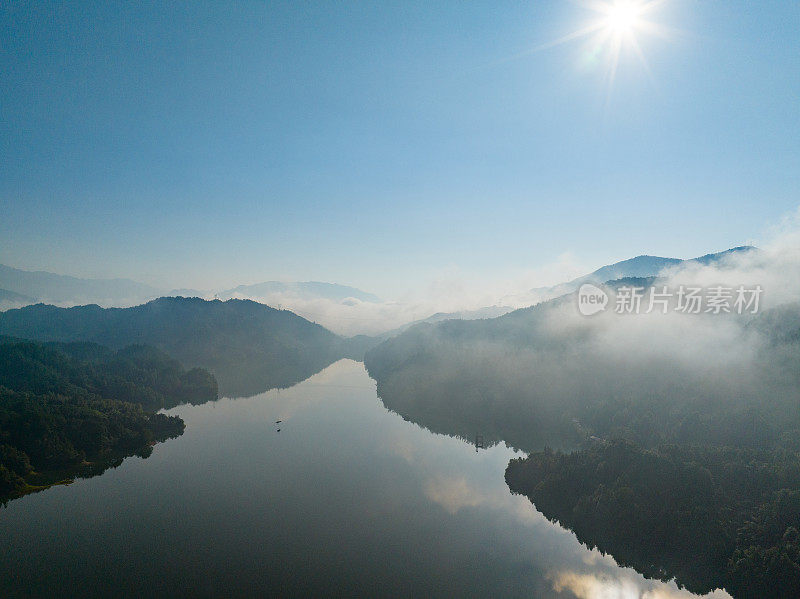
left=0, top=360, right=730, bottom=598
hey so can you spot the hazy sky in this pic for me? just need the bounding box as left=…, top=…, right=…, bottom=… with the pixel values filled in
left=2, top=1, right=799, bottom=297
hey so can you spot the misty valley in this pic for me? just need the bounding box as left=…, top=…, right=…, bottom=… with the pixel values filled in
left=2, top=246, right=800, bottom=598
left=6, top=1, right=800, bottom=596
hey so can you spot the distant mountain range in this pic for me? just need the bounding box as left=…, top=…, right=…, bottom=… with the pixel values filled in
left=217, top=281, right=381, bottom=303
left=399, top=247, right=757, bottom=334
left=0, top=264, right=161, bottom=307
left=0, top=288, right=37, bottom=309
left=0, top=296, right=377, bottom=397
left=382, top=305, right=514, bottom=338
left=0, top=247, right=756, bottom=335
left=530, top=246, right=755, bottom=299
left=364, top=245, right=762, bottom=448
left=0, top=264, right=380, bottom=310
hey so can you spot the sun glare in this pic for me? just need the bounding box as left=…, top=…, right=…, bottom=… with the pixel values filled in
left=537, top=0, right=670, bottom=97
left=604, top=2, right=642, bottom=35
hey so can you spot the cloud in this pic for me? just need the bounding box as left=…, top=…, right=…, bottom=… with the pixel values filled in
left=550, top=571, right=732, bottom=599
left=217, top=253, right=597, bottom=336
left=424, top=475, right=486, bottom=514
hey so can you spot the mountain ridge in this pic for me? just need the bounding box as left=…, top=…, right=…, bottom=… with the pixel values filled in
left=217, top=280, right=381, bottom=303
left=0, top=264, right=381, bottom=309
left=531, top=246, right=756, bottom=298
left=0, top=264, right=162, bottom=306
left=0, top=296, right=378, bottom=397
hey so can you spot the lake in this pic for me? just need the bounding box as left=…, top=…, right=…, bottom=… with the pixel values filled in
left=0, top=360, right=730, bottom=598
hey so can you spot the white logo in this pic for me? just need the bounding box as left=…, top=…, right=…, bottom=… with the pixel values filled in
left=577, top=283, right=609, bottom=316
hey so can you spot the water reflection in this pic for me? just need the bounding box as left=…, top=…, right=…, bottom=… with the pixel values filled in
left=0, top=360, right=728, bottom=598
left=212, top=355, right=339, bottom=398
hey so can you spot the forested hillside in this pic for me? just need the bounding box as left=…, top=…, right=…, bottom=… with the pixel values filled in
left=0, top=297, right=376, bottom=396
left=0, top=338, right=217, bottom=503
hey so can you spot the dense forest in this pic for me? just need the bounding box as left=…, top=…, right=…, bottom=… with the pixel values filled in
left=365, top=285, right=800, bottom=598
left=506, top=441, right=800, bottom=598
left=0, top=297, right=377, bottom=397
left=0, top=337, right=217, bottom=504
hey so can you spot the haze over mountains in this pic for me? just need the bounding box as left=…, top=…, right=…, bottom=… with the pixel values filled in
left=217, top=281, right=381, bottom=303
left=364, top=243, right=780, bottom=456
left=0, top=246, right=757, bottom=335
left=0, top=288, right=36, bottom=310
left=363, top=241, right=800, bottom=596
left=0, top=264, right=161, bottom=309
left=380, top=305, right=515, bottom=338
left=525, top=246, right=756, bottom=302
left=0, top=263, right=381, bottom=317
left=0, top=296, right=375, bottom=397
left=4, top=240, right=798, bottom=594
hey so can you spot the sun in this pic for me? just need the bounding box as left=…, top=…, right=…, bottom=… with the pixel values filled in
left=603, top=2, right=643, bottom=36
left=534, top=0, right=670, bottom=95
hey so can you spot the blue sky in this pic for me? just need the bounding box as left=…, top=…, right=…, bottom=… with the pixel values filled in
left=2, top=1, right=798, bottom=297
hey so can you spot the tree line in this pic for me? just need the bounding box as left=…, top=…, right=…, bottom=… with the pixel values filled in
left=0, top=337, right=217, bottom=503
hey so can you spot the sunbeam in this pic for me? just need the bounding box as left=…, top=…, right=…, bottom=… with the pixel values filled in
left=542, top=0, right=672, bottom=97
